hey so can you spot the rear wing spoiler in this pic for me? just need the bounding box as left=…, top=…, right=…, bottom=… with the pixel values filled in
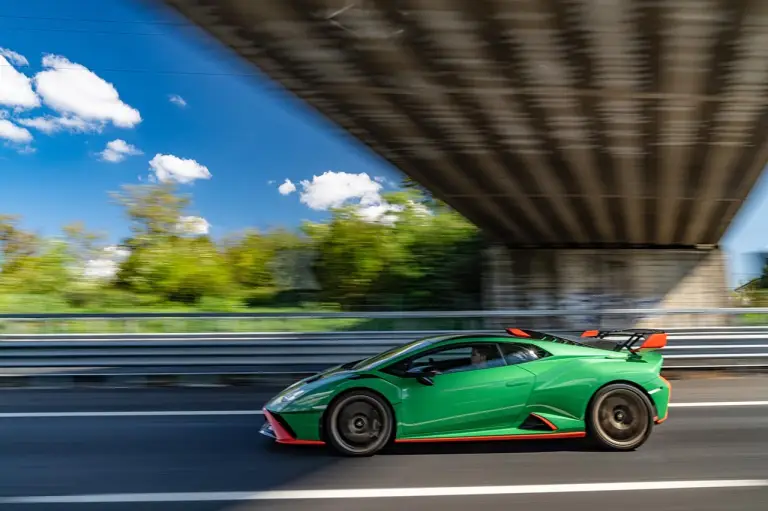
left=505, top=328, right=599, bottom=346
left=580, top=328, right=667, bottom=352
left=505, top=327, right=667, bottom=352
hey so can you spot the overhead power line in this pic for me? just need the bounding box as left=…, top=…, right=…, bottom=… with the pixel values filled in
left=0, top=13, right=188, bottom=26
left=0, top=61, right=260, bottom=78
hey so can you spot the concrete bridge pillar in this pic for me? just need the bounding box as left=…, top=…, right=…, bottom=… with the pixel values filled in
left=483, top=245, right=732, bottom=330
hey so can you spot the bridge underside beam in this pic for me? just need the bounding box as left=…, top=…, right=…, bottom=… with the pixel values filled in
left=156, top=0, right=768, bottom=247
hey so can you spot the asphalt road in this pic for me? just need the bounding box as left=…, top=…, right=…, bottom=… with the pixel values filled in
left=0, top=377, right=768, bottom=510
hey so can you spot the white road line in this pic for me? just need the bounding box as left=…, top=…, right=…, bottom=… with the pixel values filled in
left=664, top=344, right=768, bottom=349
left=1, top=480, right=766, bottom=503
left=670, top=401, right=768, bottom=408
left=1, top=401, right=768, bottom=418
left=670, top=335, right=768, bottom=340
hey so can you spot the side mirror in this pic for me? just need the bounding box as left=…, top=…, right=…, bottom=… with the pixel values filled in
left=416, top=368, right=438, bottom=386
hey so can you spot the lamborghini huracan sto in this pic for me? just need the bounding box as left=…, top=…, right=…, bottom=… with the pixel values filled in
left=260, top=328, right=671, bottom=456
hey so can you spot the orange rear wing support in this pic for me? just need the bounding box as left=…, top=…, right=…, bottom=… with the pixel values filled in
left=580, top=328, right=667, bottom=352
left=504, top=327, right=666, bottom=352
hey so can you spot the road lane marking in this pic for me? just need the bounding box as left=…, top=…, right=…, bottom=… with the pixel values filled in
left=1, top=480, right=766, bottom=503
left=664, top=344, right=768, bottom=349
left=669, top=401, right=768, bottom=407
left=672, top=335, right=768, bottom=340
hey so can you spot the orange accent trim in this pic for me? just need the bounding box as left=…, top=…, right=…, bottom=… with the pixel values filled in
left=581, top=330, right=599, bottom=337
left=506, top=328, right=531, bottom=338
left=263, top=409, right=325, bottom=445
left=640, top=333, right=667, bottom=350
left=394, top=432, right=586, bottom=443
left=654, top=376, right=672, bottom=424
left=530, top=413, right=558, bottom=431
left=286, top=439, right=326, bottom=445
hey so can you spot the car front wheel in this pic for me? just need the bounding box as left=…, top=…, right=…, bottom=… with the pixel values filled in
left=324, top=390, right=393, bottom=457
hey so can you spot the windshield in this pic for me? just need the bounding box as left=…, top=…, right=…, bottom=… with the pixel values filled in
left=351, top=335, right=441, bottom=370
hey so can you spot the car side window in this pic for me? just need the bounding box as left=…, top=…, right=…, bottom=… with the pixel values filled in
left=498, top=343, right=549, bottom=365
left=396, top=343, right=506, bottom=375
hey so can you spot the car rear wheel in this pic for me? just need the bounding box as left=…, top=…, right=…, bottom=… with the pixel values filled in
left=587, top=383, right=654, bottom=451
left=324, top=390, right=393, bottom=457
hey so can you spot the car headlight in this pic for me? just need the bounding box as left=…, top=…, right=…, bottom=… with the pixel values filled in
left=272, top=387, right=306, bottom=406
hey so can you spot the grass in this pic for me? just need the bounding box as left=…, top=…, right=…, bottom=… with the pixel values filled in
left=3, top=291, right=760, bottom=335
left=0, top=293, right=487, bottom=334
left=0, top=317, right=487, bottom=335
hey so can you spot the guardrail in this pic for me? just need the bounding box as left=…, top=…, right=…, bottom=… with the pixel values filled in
left=2, top=307, right=768, bottom=319
left=2, top=328, right=768, bottom=380
left=2, top=309, right=768, bottom=386
left=1, top=307, right=765, bottom=336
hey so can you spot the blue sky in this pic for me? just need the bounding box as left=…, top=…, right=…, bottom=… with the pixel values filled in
left=0, top=0, right=765, bottom=286
left=0, top=0, right=403, bottom=240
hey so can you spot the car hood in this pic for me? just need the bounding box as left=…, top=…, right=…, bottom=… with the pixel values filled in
left=266, top=362, right=363, bottom=410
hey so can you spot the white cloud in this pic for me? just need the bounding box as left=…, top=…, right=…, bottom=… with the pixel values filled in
left=83, top=259, right=119, bottom=279
left=0, top=119, right=33, bottom=143
left=359, top=201, right=431, bottom=225
left=82, top=245, right=130, bottom=280
left=169, top=94, right=187, bottom=107
left=298, top=171, right=382, bottom=210
left=357, top=202, right=401, bottom=225
left=0, top=54, right=40, bottom=109
left=104, top=245, right=131, bottom=260
left=0, top=48, right=29, bottom=67
left=33, top=54, right=141, bottom=128
left=288, top=170, right=430, bottom=226
left=99, top=139, right=142, bottom=163
left=177, top=216, right=210, bottom=235
left=148, top=154, right=211, bottom=184
left=278, top=179, right=296, bottom=195
left=18, top=115, right=101, bottom=134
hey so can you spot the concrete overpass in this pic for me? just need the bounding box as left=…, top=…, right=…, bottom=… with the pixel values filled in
left=155, top=0, right=768, bottom=324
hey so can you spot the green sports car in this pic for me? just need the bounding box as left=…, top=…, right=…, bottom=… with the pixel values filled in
left=260, top=327, right=671, bottom=456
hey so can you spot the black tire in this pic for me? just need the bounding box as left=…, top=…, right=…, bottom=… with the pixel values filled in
left=324, top=390, right=393, bottom=457
left=586, top=383, right=654, bottom=451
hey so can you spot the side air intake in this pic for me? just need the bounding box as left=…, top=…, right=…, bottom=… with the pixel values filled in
left=519, top=413, right=557, bottom=431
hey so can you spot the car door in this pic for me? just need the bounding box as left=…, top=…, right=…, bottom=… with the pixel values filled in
left=393, top=342, right=535, bottom=438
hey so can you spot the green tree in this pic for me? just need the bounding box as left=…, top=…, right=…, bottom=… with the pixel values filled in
left=301, top=188, right=482, bottom=310
left=110, top=183, right=191, bottom=248
left=222, top=230, right=278, bottom=289
left=110, top=183, right=231, bottom=304
left=0, top=240, right=74, bottom=294
left=0, top=215, right=39, bottom=272
left=400, top=176, right=448, bottom=211
left=304, top=204, right=400, bottom=308
left=61, top=221, right=106, bottom=273
left=118, top=236, right=232, bottom=304
left=0, top=177, right=487, bottom=312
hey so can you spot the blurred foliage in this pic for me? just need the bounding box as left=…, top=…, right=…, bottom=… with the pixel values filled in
left=0, top=180, right=487, bottom=312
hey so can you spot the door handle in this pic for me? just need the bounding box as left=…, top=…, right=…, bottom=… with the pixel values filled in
left=505, top=381, right=525, bottom=387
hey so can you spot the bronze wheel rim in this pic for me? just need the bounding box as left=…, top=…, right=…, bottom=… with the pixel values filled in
left=593, top=389, right=648, bottom=447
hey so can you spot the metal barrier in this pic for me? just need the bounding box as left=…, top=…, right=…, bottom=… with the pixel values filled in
left=1, top=307, right=768, bottom=319
left=1, top=307, right=765, bottom=336
left=2, top=327, right=768, bottom=377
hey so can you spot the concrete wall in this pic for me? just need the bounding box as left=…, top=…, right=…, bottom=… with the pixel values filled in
left=483, top=246, right=732, bottom=329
